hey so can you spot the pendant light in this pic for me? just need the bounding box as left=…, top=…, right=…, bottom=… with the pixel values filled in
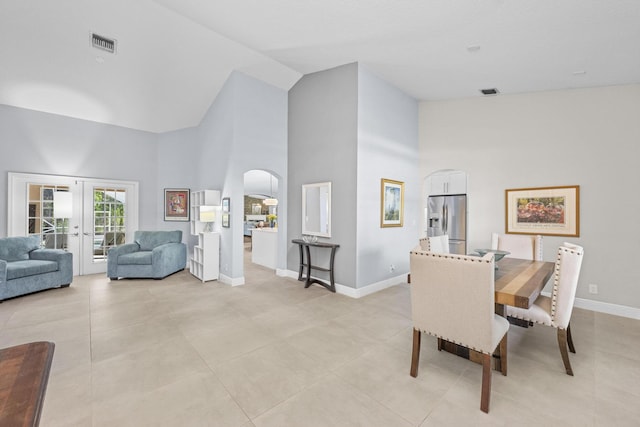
left=264, top=174, right=278, bottom=206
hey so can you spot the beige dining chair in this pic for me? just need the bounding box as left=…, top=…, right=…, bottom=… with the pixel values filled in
left=418, top=235, right=450, bottom=253
left=506, top=243, right=584, bottom=375
left=409, top=249, right=509, bottom=413
left=491, top=232, right=543, bottom=260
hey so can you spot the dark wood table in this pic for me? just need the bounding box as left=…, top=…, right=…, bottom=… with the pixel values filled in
left=292, top=239, right=339, bottom=292
left=0, top=341, right=55, bottom=427
left=439, top=257, right=555, bottom=368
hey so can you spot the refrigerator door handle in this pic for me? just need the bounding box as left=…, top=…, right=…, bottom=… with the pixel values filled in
left=443, top=204, right=448, bottom=234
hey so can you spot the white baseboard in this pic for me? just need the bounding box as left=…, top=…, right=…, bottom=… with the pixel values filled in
left=282, top=269, right=404, bottom=298
left=257, top=272, right=640, bottom=319
left=541, top=291, right=640, bottom=320
left=219, top=274, right=245, bottom=287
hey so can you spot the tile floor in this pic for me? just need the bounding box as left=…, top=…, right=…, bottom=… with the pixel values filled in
left=1, top=247, right=639, bottom=426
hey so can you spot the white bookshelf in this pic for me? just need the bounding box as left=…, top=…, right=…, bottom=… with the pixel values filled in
left=190, top=190, right=221, bottom=235
left=189, top=189, right=221, bottom=282
left=190, top=232, right=220, bottom=282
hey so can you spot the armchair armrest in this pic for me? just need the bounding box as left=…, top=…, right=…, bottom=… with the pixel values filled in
left=151, top=243, right=185, bottom=264
left=107, top=243, right=140, bottom=279
left=151, top=243, right=187, bottom=278
left=30, top=248, right=69, bottom=262
left=30, top=249, right=72, bottom=271
left=107, top=243, right=140, bottom=259
left=0, top=259, right=6, bottom=283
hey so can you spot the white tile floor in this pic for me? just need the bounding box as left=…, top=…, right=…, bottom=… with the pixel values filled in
left=1, top=248, right=639, bottom=426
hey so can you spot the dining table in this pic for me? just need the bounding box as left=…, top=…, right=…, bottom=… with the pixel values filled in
left=439, top=256, right=555, bottom=370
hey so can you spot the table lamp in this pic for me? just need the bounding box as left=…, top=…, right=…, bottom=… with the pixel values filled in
left=199, top=206, right=216, bottom=232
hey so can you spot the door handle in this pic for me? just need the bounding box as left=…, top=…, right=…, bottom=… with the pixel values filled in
left=71, top=232, right=79, bottom=237
left=83, top=232, right=92, bottom=236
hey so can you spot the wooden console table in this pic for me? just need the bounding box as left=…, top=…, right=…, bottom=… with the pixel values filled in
left=0, top=341, right=55, bottom=427
left=292, top=239, right=339, bottom=293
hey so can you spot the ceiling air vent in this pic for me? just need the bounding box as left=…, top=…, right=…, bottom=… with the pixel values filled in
left=480, top=88, right=499, bottom=96
left=92, top=33, right=116, bottom=54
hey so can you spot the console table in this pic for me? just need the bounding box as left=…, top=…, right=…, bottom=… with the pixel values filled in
left=292, top=239, right=339, bottom=293
left=0, top=341, right=55, bottom=427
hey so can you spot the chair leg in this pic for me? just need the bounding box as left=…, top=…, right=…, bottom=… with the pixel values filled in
left=410, top=328, right=421, bottom=378
left=567, top=322, right=576, bottom=354
left=480, top=353, right=492, bottom=413
left=498, top=333, right=508, bottom=376
left=557, top=328, right=574, bottom=376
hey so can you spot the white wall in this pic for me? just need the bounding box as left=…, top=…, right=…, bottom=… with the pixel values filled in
left=420, top=84, right=640, bottom=309
left=0, top=104, right=159, bottom=237
left=287, top=63, right=419, bottom=292
left=357, top=66, right=419, bottom=288
left=288, top=63, right=359, bottom=287
left=159, top=71, right=288, bottom=284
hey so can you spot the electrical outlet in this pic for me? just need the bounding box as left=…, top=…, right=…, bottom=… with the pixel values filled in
left=588, top=284, right=598, bottom=294
left=390, top=264, right=396, bottom=272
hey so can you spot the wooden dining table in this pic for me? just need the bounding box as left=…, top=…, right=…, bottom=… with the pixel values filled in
left=494, top=257, right=555, bottom=314
left=439, top=257, right=555, bottom=369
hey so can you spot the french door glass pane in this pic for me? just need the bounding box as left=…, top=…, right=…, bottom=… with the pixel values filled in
left=27, top=184, right=69, bottom=249
left=93, top=187, right=127, bottom=260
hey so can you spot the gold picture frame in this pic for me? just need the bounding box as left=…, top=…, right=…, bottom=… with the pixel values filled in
left=380, top=178, right=404, bottom=228
left=505, top=185, right=580, bottom=237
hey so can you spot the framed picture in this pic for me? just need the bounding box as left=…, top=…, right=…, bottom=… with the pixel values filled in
left=164, top=188, right=190, bottom=221
left=380, top=178, right=404, bottom=228
left=505, top=185, right=580, bottom=237
left=222, top=197, right=230, bottom=228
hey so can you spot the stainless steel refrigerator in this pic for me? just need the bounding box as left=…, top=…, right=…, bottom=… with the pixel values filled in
left=426, top=195, right=467, bottom=254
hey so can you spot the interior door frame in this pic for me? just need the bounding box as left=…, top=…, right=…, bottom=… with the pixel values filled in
left=7, top=172, right=139, bottom=276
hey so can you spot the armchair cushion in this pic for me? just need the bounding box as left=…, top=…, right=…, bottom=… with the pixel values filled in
left=117, top=252, right=152, bottom=265
left=6, top=260, right=58, bottom=280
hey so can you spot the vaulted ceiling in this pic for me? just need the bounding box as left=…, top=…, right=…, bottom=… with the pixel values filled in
left=1, top=0, right=639, bottom=133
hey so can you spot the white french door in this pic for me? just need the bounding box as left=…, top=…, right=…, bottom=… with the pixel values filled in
left=8, top=173, right=138, bottom=276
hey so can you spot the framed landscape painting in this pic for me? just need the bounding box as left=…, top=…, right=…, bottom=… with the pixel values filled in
left=505, top=185, right=579, bottom=237
left=380, top=178, right=404, bottom=228
left=164, top=188, right=190, bottom=221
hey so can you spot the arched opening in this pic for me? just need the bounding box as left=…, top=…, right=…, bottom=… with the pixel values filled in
left=243, top=170, right=279, bottom=276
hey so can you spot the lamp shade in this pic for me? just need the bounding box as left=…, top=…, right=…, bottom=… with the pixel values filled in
left=199, top=206, right=216, bottom=222
left=54, top=191, right=73, bottom=218
left=263, top=198, right=278, bottom=206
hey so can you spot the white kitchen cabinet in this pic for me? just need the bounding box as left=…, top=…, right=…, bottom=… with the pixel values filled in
left=190, top=232, right=220, bottom=282
left=427, top=170, right=467, bottom=195
left=251, top=228, right=277, bottom=269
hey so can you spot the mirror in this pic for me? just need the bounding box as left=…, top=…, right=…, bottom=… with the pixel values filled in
left=302, top=182, right=331, bottom=237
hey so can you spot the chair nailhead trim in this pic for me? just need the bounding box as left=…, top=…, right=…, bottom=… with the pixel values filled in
left=419, top=329, right=491, bottom=355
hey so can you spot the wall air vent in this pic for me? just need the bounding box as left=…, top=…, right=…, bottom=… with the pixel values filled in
left=92, top=33, right=116, bottom=54
left=480, top=88, right=499, bottom=96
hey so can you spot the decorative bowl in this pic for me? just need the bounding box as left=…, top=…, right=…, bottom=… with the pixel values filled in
left=302, top=235, right=318, bottom=243
left=474, top=249, right=510, bottom=262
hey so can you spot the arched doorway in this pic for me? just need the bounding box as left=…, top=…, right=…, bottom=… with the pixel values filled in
left=243, top=170, right=279, bottom=274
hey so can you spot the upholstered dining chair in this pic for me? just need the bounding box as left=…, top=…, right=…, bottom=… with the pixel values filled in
left=491, top=233, right=543, bottom=261
left=418, top=235, right=450, bottom=253
left=409, top=249, right=509, bottom=413
left=506, top=243, right=584, bottom=375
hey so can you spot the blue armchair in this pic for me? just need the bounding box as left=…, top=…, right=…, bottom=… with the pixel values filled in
left=0, top=235, right=72, bottom=301
left=107, top=230, right=187, bottom=280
